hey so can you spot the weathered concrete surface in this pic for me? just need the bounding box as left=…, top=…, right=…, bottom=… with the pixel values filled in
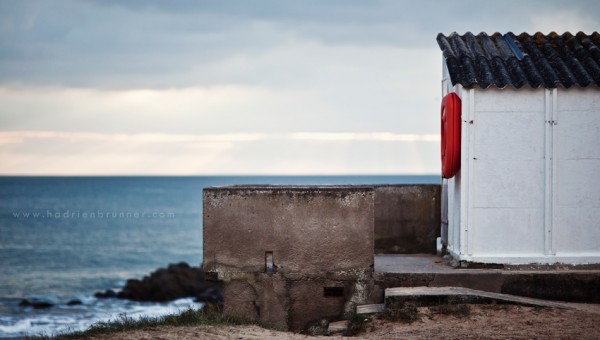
left=204, top=186, right=374, bottom=278
left=328, top=320, right=348, bottom=333
left=385, top=287, right=575, bottom=309
left=203, top=185, right=376, bottom=331
left=374, top=254, right=600, bottom=303
left=222, top=275, right=289, bottom=327
left=375, top=254, right=454, bottom=273
left=356, top=303, right=385, bottom=314
left=288, top=278, right=356, bottom=331
left=374, top=185, right=440, bottom=254
left=500, top=273, right=600, bottom=303
left=203, top=183, right=600, bottom=331
left=221, top=273, right=379, bottom=331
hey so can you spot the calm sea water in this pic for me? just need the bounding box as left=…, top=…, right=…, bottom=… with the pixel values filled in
left=0, top=175, right=438, bottom=338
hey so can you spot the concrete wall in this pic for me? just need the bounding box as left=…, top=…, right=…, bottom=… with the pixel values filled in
left=374, top=185, right=441, bottom=254
left=446, top=86, right=600, bottom=264
left=203, top=186, right=374, bottom=277
left=203, top=186, right=376, bottom=331
left=204, top=184, right=444, bottom=330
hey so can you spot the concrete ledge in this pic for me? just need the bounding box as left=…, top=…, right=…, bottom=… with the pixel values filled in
left=376, top=271, right=600, bottom=303
left=447, top=250, right=600, bottom=266
left=501, top=273, right=600, bottom=303
left=385, top=287, right=573, bottom=309
left=328, top=320, right=348, bottom=333
left=374, top=255, right=600, bottom=303
left=357, top=303, right=385, bottom=314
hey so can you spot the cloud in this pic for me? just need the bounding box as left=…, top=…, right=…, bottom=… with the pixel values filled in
left=290, top=132, right=439, bottom=142
left=0, top=131, right=440, bottom=175
left=0, top=131, right=265, bottom=143
left=1, top=0, right=597, bottom=175
left=1, top=0, right=598, bottom=88
left=530, top=10, right=599, bottom=33
left=0, top=73, right=441, bottom=135
left=0, top=130, right=440, bottom=144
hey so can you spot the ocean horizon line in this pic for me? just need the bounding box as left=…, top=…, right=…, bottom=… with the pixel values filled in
left=0, top=174, right=441, bottom=178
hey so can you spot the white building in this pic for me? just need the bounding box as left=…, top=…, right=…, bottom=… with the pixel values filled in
left=438, top=31, right=600, bottom=265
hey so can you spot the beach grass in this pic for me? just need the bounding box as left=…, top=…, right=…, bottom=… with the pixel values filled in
left=28, top=304, right=281, bottom=339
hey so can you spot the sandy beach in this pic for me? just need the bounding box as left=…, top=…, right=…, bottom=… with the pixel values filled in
left=86, top=303, right=600, bottom=339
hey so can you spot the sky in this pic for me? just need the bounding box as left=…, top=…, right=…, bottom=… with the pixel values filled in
left=0, top=0, right=598, bottom=175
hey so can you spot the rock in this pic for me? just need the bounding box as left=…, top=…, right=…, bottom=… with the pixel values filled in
left=117, top=262, right=221, bottom=302
left=32, top=302, right=54, bottom=309
left=19, top=299, right=54, bottom=309
left=94, top=289, right=117, bottom=299
left=67, top=299, right=82, bottom=306
left=117, top=279, right=144, bottom=300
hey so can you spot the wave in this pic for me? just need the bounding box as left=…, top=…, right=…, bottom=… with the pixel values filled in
left=0, top=297, right=203, bottom=338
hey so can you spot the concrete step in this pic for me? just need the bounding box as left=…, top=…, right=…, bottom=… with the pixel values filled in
left=357, top=303, right=385, bottom=314
left=327, top=320, right=348, bottom=333
left=335, top=286, right=595, bottom=334
left=385, top=286, right=575, bottom=309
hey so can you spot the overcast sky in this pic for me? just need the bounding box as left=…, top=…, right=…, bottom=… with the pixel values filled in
left=1, top=0, right=598, bottom=175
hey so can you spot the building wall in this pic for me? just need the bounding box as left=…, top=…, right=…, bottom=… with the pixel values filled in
left=374, top=185, right=441, bottom=254
left=554, top=88, right=600, bottom=258
left=446, top=86, right=600, bottom=264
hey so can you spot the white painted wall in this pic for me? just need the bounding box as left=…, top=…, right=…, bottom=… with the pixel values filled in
left=445, top=85, right=600, bottom=264
left=554, top=88, right=600, bottom=260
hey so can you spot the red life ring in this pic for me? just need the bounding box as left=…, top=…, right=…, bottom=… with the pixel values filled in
left=441, top=93, right=461, bottom=179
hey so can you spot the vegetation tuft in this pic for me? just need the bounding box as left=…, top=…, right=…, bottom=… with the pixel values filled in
left=27, top=303, right=281, bottom=340
left=344, top=308, right=371, bottom=336
left=305, top=319, right=329, bottom=336
left=380, top=303, right=419, bottom=323
left=430, top=303, right=471, bottom=317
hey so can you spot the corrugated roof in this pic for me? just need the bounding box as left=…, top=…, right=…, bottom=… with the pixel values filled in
left=437, top=32, right=600, bottom=89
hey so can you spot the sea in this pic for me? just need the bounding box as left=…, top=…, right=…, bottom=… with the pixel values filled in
left=0, top=175, right=439, bottom=338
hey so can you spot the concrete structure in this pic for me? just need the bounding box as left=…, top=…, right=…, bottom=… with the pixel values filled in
left=203, top=185, right=377, bottom=331
left=374, top=185, right=440, bottom=254
left=374, top=254, right=600, bottom=303
left=438, top=32, right=600, bottom=265
left=203, top=184, right=441, bottom=331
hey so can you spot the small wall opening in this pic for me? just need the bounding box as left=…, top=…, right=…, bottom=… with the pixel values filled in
left=265, top=251, right=274, bottom=274
left=323, top=287, right=344, bottom=297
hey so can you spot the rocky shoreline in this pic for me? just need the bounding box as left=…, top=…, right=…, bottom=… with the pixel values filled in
left=95, top=262, right=222, bottom=304
left=18, top=262, right=222, bottom=311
